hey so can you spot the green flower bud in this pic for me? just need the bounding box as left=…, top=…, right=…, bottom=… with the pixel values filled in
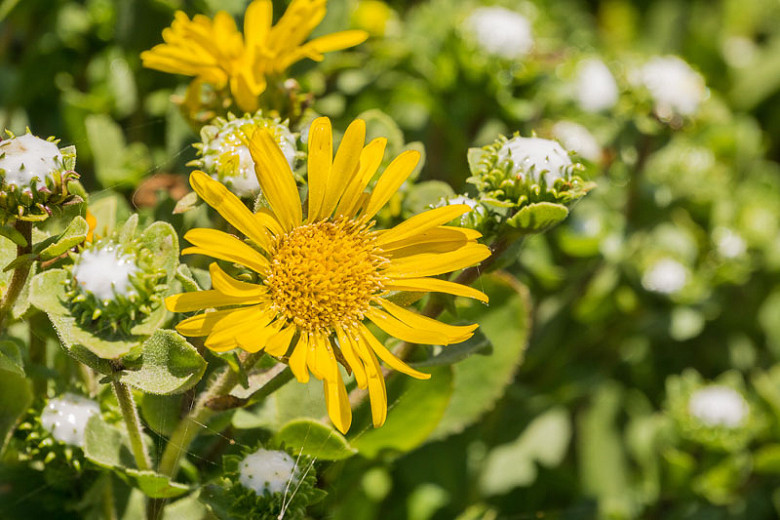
left=191, top=112, right=298, bottom=198
left=64, top=237, right=166, bottom=336
left=0, top=131, right=81, bottom=223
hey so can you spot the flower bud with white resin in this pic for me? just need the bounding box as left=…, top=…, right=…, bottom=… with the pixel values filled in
left=0, top=131, right=81, bottom=223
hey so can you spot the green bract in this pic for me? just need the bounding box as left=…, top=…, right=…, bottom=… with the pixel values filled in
left=0, top=132, right=82, bottom=223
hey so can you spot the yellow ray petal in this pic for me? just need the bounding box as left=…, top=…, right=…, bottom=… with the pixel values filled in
left=245, top=129, right=302, bottom=231
left=307, top=331, right=326, bottom=380
left=336, top=326, right=367, bottom=389
left=174, top=308, right=236, bottom=336
left=254, top=208, right=284, bottom=236
left=166, top=290, right=260, bottom=313
left=320, top=119, right=365, bottom=218
left=384, top=277, right=489, bottom=303
left=265, top=323, right=296, bottom=357
left=377, top=226, right=481, bottom=252
left=357, top=323, right=431, bottom=380
left=183, top=228, right=269, bottom=273
left=335, top=137, right=387, bottom=218
left=384, top=243, right=490, bottom=278
left=361, top=150, right=420, bottom=219
left=288, top=333, right=309, bottom=383
left=209, top=263, right=267, bottom=298
left=243, top=0, right=272, bottom=51
left=323, top=376, right=352, bottom=434
left=301, top=30, right=369, bottom=54
left=365, top=306, right=455, bottom=345
left=189, top=171, right=272, bottom=250
left=351, top=330, right=387, bottom=427
left=205, top=306, right=273, bottom=347
left=306, top=117, right=333, bottom=221
left=377, top=298, right=477, bottom=344
left=236, top=319, right=284, bottom=353
left=376, top=205, right=471, bottom=246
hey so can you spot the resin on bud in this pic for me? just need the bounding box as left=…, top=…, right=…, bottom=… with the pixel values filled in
left=638, top=56, right=707, bottom=119
left=65, top=236, right=167, bottom=335
left=192, top=112, right=298, bottom=198
left=0, top=131, right=81, bottom=223
left=41, top=393, right=100, bottom=448
left=666, top=370, right=762, bottom=452
left=464, top=6, right=533, bottom=60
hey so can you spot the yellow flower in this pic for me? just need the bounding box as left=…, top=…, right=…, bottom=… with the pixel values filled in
left=166, top=117, right=490, bottom=433
left=141, top=0, right=368, bottom=113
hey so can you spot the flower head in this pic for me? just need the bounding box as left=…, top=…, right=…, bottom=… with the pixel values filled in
left=166, top=117, right=490, bottom=433
left=142, top=0, right=368, bottom=113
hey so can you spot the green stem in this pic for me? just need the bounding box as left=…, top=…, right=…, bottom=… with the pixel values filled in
left=112, top=379, right=151, bottom=471
left=29, top=312, right=47, bottom=397
left=102, top=475, right=117, bottom=520
left=0, top=220, right=33, bottom=333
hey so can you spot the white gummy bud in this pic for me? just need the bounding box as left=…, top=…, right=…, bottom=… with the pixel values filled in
left=204, top=118, right=296, bottom=197
left=688, top=385, right=748, bottom=428
left=575, top=58, right=619, bottom=112
left=499, top=136, right=573, bottom=184
left=642, top=258, right=688, bottom=294
left=639, top=56, right=706, bottom=117
left=465, top=7, right=533, bottom=59
left=41, top=393, right=100, bottom=448
left=551, top=121, right=601, bottom=163
left=73, top=246, right=139, bottom=301
left=0, top=134, right=63, bottom=187
left=239, top=449, right=300, bottom=495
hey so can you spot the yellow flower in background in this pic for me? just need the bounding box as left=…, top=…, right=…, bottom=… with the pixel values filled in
left=141, top=0, right=368, bottom=113
left=166, top=117, right=490, bottom=433
left=353, top=1, right=396, bottom=38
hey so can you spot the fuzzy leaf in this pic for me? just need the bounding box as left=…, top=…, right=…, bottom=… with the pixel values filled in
left=275, top=419, right=357, bottom=461
left=119, top=214, right=139, bottom=245
left=0, top=364, right=32, bottom=453
left=140, top=394, right=182, bottom=437
left=175, top=264, right=202, bottom=292
left=467, top=147, right=487, bottom=175
left=431, top=273, right=530, bottom=439
left=37, top=216, right=89, bottom=260
left=506, top=202, right=569, bottom=233
left=125, top=469, right=189, bottom=499
left=118, top=330, right=206, bottom=395
left=0, top=340, right=24, bottom=376
left=0, top=225, right=27, bottom=246
left=83, top=415, right=137, bottom=469
left=173, top=191, right=200, bottom=214
left=138, top=221, right=179, bottom=281
left=351, top=365, right=454, bottom=458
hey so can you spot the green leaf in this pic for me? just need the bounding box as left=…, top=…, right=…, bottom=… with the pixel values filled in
left=412, top=330, right=492, bottom=368
left=86, top=114, right=149, bottom=188
left=479, top=407, right=571, bottom=495
left=506, top=202, right=569, bottom=234
left=175, top=264, right=202, bottom=292
left=83, top=415, right=137, bottom=469
left=118, top=330, right=206, bottom=395
left=141, top=394, right=183, bottom=437
left=125, top=469, right=189, bottom=499
left=275, top=418, right=357, bottom=461
left=0, top=365, right=33, bottom=453
left=351, top=365, right=454, bottom=458
left=172, top=191, right=200, bottom=215
left=431, top=273, right=530, bottom=439
left=37, top=216, right=89, bottom=260
left=119, top=214, right=139, bottom=245
left=3, top=253, right=35, bottom=272
left=138, top=221, right=179, bottom=281
left=0, top=225, right=27, bottom=246
left=467, top=148, right=487, bottom=175
left=88, top=192, right=131, bottom=239
left=0, top=340, right=24, bottom=376
left=29, top=269, right=143, bottom=361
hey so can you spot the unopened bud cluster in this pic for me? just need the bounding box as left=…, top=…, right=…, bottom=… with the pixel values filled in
left=0, top=132, right=81, bottom=222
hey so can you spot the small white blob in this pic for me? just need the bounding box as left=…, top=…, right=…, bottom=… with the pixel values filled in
left=465, top=7, right=533, bottom=59
left=499, top=136, right=573, bottom=184
left=204, top=118, right=296, bottom=197
left=552, top=121, right=601, bottom=162
left=640, top=56, right=706, bottom=117
left=575, top=58, right=619, bottom=112
left=688, top=385, right=749, bottom=428
left=73, top=246, right=139, bottom=301
left=445, top=195, right=479, bottom=209
left=41, top=393, right=100, bottom=448
left=715, top=228, right=747, bottom=259
left=642, top=258, right=688, bottom=294
left=239, top=449, right=300, bottom=495
left=0, top=134, right=63, bottom=187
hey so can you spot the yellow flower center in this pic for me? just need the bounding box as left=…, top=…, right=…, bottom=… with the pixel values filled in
left=265, top=218, right=387, bottom=331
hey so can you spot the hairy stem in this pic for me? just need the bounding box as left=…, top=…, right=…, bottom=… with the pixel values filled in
left=112, top=379, right=151, bottom=471
left=0, top=220, right=33, bottom=333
